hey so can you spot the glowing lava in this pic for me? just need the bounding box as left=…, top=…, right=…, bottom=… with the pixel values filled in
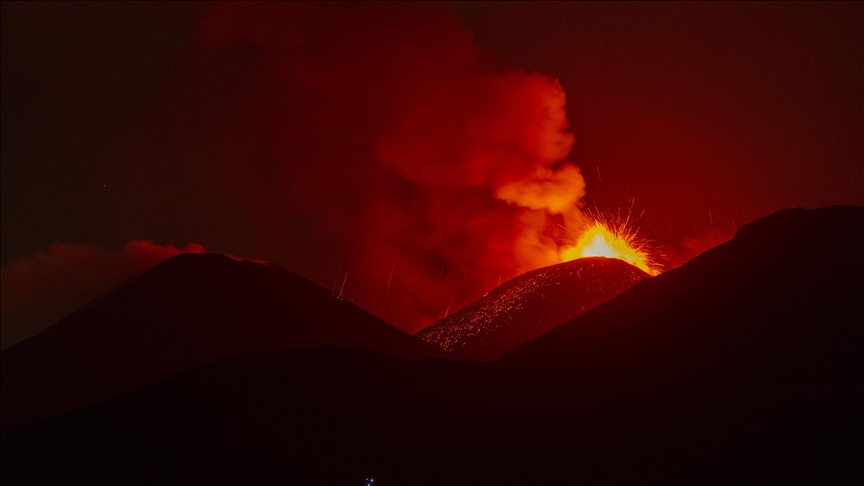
left=560, top=217, right=660, bottom=276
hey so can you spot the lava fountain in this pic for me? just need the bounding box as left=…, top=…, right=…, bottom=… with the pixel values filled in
left=560, top=212, right=661, bottom=276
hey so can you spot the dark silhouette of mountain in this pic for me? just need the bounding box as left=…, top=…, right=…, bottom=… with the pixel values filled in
left=2, top=206, right=862, bottom=485
left=486, top=204, right=864, bottom=483
left=417, top=257, right=648, bottom=361
left=1, top=254, right=443, bottom=426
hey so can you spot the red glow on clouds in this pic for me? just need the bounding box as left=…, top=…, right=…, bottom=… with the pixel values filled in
left=1, top=241, right=206, bottom=348
left=120, top=2, right=598, bottom=333
left=3, top=2, right=857, bottom=344
left=68, top=3, right=727, bottom=334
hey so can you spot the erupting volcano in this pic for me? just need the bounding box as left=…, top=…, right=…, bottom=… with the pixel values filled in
left=418, top=209, right=661, bottom=360
left=2, top=2, right=861, bottom=485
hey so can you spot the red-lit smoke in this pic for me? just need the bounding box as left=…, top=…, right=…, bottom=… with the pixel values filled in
left=0, top=241, right=206, bottom=349
left=93, top=3, right=593, bottom=333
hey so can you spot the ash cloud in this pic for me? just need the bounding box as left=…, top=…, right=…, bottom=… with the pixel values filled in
left=97, top=3, right=587, bottom=333
left=1, top=241, right=205, bottom=349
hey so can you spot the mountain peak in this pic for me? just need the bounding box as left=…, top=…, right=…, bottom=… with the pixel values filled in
left=1, top=252, right=442, bottom=425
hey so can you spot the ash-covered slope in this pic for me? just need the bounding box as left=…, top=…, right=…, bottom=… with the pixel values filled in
left=417, top=257, right=648, bottom=361
left=1, top=253, right=442, bottom=426
left=2, top=206, right=862, bottom=485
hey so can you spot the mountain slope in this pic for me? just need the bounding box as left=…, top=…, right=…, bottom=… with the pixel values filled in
left=2, top=206, right=862, bottom=485
left=1, top=254, right=442, bottom=426
left=489, top=205, right=864, bottom=482
left=417, top=257, right=648, bottom=361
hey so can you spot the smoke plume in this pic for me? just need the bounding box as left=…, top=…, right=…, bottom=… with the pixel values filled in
left=102, top=3, right=590, bottom=332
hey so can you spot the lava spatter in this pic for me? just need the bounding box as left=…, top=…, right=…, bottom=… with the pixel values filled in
left=416, top=257, right=649, bottom=361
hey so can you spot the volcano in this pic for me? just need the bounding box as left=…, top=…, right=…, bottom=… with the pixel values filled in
left=1, top=254, right=443, bottom=426
left=2, top=206, right=862, bottom=485
left=417, top=257, right=648, bottom=361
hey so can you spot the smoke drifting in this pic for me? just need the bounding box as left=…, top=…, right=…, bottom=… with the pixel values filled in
left=4, top=2, right=860, bottom=341
left=1, top=2, right=749, bottom=343
left=7, top=3, right=592, bottom=336
left=1, top=241, right=205, bottom=349
left=95, top=2, right=589, bottom=333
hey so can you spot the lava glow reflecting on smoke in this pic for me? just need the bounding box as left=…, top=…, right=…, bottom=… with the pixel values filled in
left=560, top=216, right=661, bottom=276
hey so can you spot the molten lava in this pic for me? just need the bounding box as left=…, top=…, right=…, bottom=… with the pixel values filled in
left=560, top=217, right=660, bottom=276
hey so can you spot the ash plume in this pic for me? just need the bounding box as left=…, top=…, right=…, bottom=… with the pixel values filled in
left=23, top=3, right=590, bottom=333
left=97, top=2, right=589, bottom=333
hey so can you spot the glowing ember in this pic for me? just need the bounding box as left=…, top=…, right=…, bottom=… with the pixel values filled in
left=560, top=214, right=661, bottom=276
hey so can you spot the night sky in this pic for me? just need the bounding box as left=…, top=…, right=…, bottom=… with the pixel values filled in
left=2, top=2, right=861, bottom=341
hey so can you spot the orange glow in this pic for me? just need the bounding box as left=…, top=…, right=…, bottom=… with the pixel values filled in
left=560, top=215, right=661, bottom=276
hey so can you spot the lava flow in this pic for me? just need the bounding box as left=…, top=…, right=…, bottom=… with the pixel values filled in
left=560, top=214, right=661, bottom=276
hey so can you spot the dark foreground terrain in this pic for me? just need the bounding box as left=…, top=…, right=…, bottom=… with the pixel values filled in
left=1, top=254, right=443, bottom=426
left=2, top=206, right=862, bottom=485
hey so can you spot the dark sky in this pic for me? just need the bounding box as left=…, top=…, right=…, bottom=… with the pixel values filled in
left=2, top=1, right=861, bottom=335
left=453, top=2, right=863, bottom=234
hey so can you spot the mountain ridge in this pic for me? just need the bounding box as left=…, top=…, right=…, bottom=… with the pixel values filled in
left=2, top=206, right=862, bottom=484
left=1, top=253, right=443, bottom=426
